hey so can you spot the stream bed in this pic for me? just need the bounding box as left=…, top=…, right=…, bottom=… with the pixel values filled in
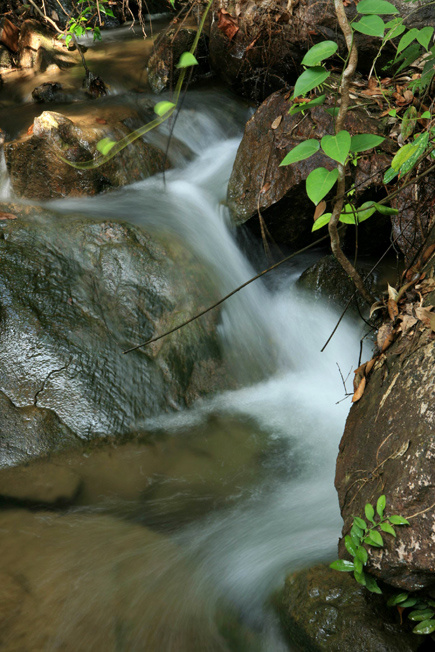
left=0, top=25, right=363, bottom=651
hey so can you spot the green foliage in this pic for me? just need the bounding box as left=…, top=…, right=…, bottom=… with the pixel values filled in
left=330, top=496, right=409, bottom=594
left=306, top=167, right=338, bottom=205
left=301, top=41, right=338, bottom=66
left=176, top=52, right=199, bottom=68
left=60, top=0, right=115, bottom=46
left=292, top=67, right=330, bottom=98
left=154, top=101, right=176, bottom=116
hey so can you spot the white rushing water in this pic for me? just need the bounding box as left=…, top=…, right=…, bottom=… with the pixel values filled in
left=47, top=90, right=362, bottom=650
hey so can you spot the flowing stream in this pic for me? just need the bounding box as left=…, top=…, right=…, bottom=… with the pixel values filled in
left=0, top=40, right=363, bottom=651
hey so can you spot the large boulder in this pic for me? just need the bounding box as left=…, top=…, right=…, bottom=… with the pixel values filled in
left=18, top=19, right=78, bottom=71
left=4, top=107, right=168, bottom=200
left=227, top=89, right=391, bottom=250
left=274, top=564, right=420, bottom=651
left=335, top=228, right=435, bottom=591
left=209, top=0, right=435, bottom=101
left=0, top=203, right=232, bottom=462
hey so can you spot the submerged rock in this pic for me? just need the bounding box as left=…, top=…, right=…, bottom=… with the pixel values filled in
left=335, top=226, right=435, bottom=591
left=147, top=26, right=210, bottom=94
left=227, top=90, right=389, bottom=250
left=5, top=108, right=168, bottom=200
left=274, top=564, right=420, bottom=651
left=0, top=204, right=232, bottom=460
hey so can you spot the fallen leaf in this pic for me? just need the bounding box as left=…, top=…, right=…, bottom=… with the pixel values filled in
left=398, top=313, right=417, bottom=334
left=0, top=212, right=17, bottom=220
left=377, top=323, right=395, bottom=352
left=370, top=301, right=385, bottom=318
left=271, top=115, right=282, bottom=130
left=365, top=358, right=376, bottom=375
left=415, top=305, right=435, bottom=329
left=96, top=117, right=107, bottom=124
left=260, top=182, right=271, bottom=194
left=422, top=244, right=435, bottom=264
left=313, top=200, right=326, bottom=222
left=388, top=283, right=398, bottom=302
left=352, top=376, right=366, bottom=403
left=217, top=9, right=239, bottom=41
left=27, top=124, right=34, bottom=135
left=387, top=298, right=399, bottom=321
left=391, top=440, right=410, bottom=459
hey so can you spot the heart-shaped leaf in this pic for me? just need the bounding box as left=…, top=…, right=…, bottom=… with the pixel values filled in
left=280, top=139, right=320, bottom=166
left=350, top=134, right=385, bottom=153
left=357, top=0, right=399, bottom=14
left=154, top=101, right=176, bottom=116
left=353, top=15, right=386, bottom=38
left=321, top=131, right=351, bottom=164
left=416, top=26, right=434, bottom=51
left=293, top=66, right=330, bottom=98
left=306, top=167, right=338, bottom=205
left=176, top=52, right=198, bottom=68
left=96, top=137, right=116, bottom=156
left=396, top=28, right=419, bottom=55
left=312, top=212, right=332, bottom=231
left=301, top=41, right=338, bottom=66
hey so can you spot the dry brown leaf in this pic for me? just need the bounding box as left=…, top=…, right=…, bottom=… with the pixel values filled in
left=415, top=305, right=435, bottom=329
left=271, top=115, right=282, bottom=130
left=96, top=117, right=107, bottom=125
left=260, top=182, right=271, bottom=194
left=352, top=376, right=366, bottom=403
left=370, top=301, right=385, bottom=318
left=0, top=212, right=17, bottom=220
left=27, top=124, right=34, bottom=135
left=217, top=9, right=239, bottom=40
left=387, top=298, right=399, bottom=321
left=403, top=90, right=414, bottom=103
left=388, top=283, right=398, bottom=302
left=377, top=323, right=395, bottom=352
left=313, top=200, right=326, bottom=222
left=416, top=278, right=435, bottom=294
left=365, top=358, right=376, bottom=375
left=398, top=314, right=417, bottom=333
left=422, top=244, right=435, bottom=264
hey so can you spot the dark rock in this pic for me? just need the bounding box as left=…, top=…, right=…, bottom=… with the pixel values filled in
left=0, top=390, right=79, bottom=469
left=335, top=226, right=435, bottom=591
left=0, top=204, right=232, bottom=458
left=147, top=26, right=210, bottom=94
left=0, top=44, right=14, bottom=69
left=32, top=81, right=64, bottom=103
left=227, top=89, right=390, bottom=250
left=209, top=0, right=435, bottom=102
left=274, top=564, right=420, bottom=651
left=4, top=108, right=168, bottom=200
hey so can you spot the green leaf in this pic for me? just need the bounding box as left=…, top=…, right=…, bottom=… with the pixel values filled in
left=421, top=111, right=432, bottom=119
left=154, top=101, right=176, bottom=116
left=312, top=212, right=332, bottom=231
left=399, top=598, right=418, bottom=608
left=383, top=167, right=398, bottom=183
left=293, top=67, right=330, bottom=98
left=96, top=137, right=116, bottom=156
left=416, top=27, right=434, bottom=51
left=321, top=131, right=351, bottom=164
left=355, top=546, right=368, bottom=565
left=380, top=522, right=396, bottom=537
left=373, top=203, right=398, bottom=216
left=396, top=28, right=419, bottom=55
left=354, top=570, right=366, bottom=586
left=401, top=105, right=418, bottom=140
left=306, top=167, right=338, bottom=205
left=288, top=94, right=326, bottom=115
left=413, top=619, right=435, bottom=635
left=408, top=609, right=435, bottom=621
left=326, top=107, right=340, bottom=117
left=354, top=557, right=363, bottom=574
left=345, top=535, right=357, bottom=557
left=388, top=109, right=397, bottom=117
left=376, top=495, right=386, bottom=518
left=392, top=132, right=429, bottom=175
left=350, top=526, right=362, bottom=547
left=280, top=139, right=320, bottom=166
left=389, top=515, right=410, bottom=525
left=176, top=52, right=199, bottom=68
left=365, top=575, right=382, bottom=594
left=354, top=517, right=366, bottom=530
left=384, top=17, right=406, bottom=40
left=357, top=0, right=399, bottom=14
left=365, top=503, right=375, bottom=524
left=302, top=41, right=338, bottom=66
left=357, top=202, right=377, bottom=222
left=353, top=15, right=386, bottom=38
left=330, top=559, right=355, bottom=572
left=387, top=593, right=409, bottom=606
left=368, top=529, right=383, bottom=546
left=339, top=203, right=358, bottom=225
left=365, top=535, right=383, bottom=548
left=350, top=134, right=385, bottom=153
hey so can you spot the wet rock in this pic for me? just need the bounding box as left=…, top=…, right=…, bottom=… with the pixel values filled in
left=31, top=81, right=64, bottom=103
left=0, top=204, right=232, bottom=456
left=147, top=26, right=210, bottom=94
left=227, top=89, right=389, bottom=250
left=0, top=509, right=235, bottom=651
left=18, top=19, right=77, bottom=71
left=274, top=564, right=420, bottom=651
left=0, top=17, right=19, bottom=53
left=210, top=0, right=435, bottom=101
left=0, top=45, right=14, bottom=69
left=298, top=255, right=373, bottom=312
left=335, top=226, right=435, bottom=591
left=4, top=108, right=168, bottom=200
left=0, top=390, right=79, bottom=469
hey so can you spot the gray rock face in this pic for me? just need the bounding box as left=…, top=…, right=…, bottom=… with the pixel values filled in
left=274, top=564, right=420, bottom=652
left=335, top=227, right=435, bottom=591
left=0, top=204, right=231, bottom=461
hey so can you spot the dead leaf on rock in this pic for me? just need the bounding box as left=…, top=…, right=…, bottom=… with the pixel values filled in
left=388, top=283, right=398, bottom=302
left=365, top=357, right=376, bottom=375
left=27, top=124, right=34, bottom=135
left=352, top=376, right=366, bottom=403
left=0, top=212, right=17, bottom=220
left=271, top=115, right=282, bottom=130
left=377, top=322, right=395, bottom=352
left=96, top=118, right=107, bottom=125
left=370, top=301, right=385, bottom=318
left=260, top=181, right=271, bottom=194
left=398, top=313, right=417, bottom=334
left=422, top=244, right=435, bottom=264
left=387, top=298, right=399, bottom=321
left=217, top=9, right=239, bottom=41
left=415, top=305, right=435, bottom=330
